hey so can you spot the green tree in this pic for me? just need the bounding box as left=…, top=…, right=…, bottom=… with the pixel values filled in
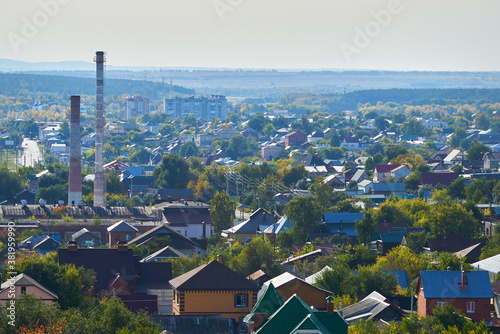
left=230, top=237, right=283, bottom=277
left=465, top=139, right=491, bottom=160
left=285, top=196, right=323, bottom=243
left=475, top=113, right=490, bottom=130
left=0, top=166, right=22, bottom=201
left=280, top=165, right=308, bottom=187
left=356, top=212, right=376, bottom=246
left=59, top=119, right=70, bottom=137
left=179, top=141, right=199, bottom=158
left=401, top=117, right=424, bottom=136
left=210, top=191, right=236, bottom=233
left=154, top=154, right=192, bottom=189
left=312, top=177, right=333, bottom=210
left=405, top=231, right=428, bottom=254
left=106, top=170, right=123, bottom=194
left=262, top=123, right=276, bottom=137
left=384, top=145, right=408, bottom=161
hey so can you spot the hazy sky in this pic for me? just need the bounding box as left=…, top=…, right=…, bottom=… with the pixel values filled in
left=1, top=0, right=499, bottom=71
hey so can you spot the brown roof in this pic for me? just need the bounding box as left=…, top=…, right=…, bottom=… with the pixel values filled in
left=169, top=260, right=259, bottom=291
left=374, top=164, right=407, bottom=173
left=427, top=235, right=487, bottom=253
left=420, top=172, right=458, bottom=187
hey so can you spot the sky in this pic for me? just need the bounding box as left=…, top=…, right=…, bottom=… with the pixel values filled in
left=1, top=0, right=499, bottom=71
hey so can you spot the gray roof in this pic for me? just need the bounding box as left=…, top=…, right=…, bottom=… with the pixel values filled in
left=71, top=228, right=90, bottom=240
left=472, top=253, right=500, bottom=274
left=140, top=245, right=187, bottom=263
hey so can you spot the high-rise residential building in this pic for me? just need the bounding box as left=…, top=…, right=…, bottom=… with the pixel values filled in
left=163, top=95, right=227, bottom=120
left=125, top=96, right=150, bottom=119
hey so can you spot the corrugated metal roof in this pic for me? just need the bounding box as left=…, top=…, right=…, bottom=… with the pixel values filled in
left=419, top=271, right=492, bottom=299
left=472, top=253, right=500, bottom=274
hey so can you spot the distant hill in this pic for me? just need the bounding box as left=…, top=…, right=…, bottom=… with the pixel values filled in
left=0, top=72, right=195, bottom=100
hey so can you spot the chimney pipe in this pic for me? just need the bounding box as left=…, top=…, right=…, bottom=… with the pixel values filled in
left=217, top=254, right=222, bottom=263
left=68, top=241, right=78, bottom=252
left=117, top=241, right=128, bottom=252
left=202, top=221, right=206, bottom=238
left=461, top=271, right=467, bottom=290
left=94, top=51, right=106, bottom=207
left=68, top=95, right=82, bottom=207
left=326, top=296, right=334, bottom=314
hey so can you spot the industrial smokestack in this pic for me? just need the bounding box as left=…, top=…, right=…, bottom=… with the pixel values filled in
left=94, top=51, right=106, bottom=207
left=68, top=95, right=82, bottom=206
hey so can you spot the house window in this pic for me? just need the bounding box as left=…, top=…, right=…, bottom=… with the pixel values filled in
left=115, top=234, right=121, bottom=241
left=437, top=301, right=446, bottom=308
left=467, top=301, right=475, bottom=313
left=235, top=294, right=248, bottom=307
left=126, top=234, right=132, bottom=241
left=21, top=287, right=26, bottom=294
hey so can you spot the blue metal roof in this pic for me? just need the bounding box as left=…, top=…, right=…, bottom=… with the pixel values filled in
left=372, top=182, right=406, bottom=192
left=419, top=271, right=492, bottom=299
left=383, top=271, right=410, bottom=289
left=323, top=212, right=365, bottom=225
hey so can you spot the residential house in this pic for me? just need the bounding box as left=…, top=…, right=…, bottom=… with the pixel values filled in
left=358, top=180, right=373, bottom=193
left=293, top=153, right=328, bottom=169
left=350, top=169, right=370, bottom=183
left=422, top=119, right=448, bottom=129
left=223, top=208, right=276, bottom=243
left=417, top=270, right=492, bottom=322
left=375, top=232, right=406, bottom=255
left=341, top=291, right=406, bottom=325
left=161, top=202, right=213, bottom=238
left=157, top=188, right=194, bottom=202
left=443, top=149, right=464, bottom=165
left=260, top=272, right=333, bottom=311
left=484, top=152, right=500, bottom=171
left=373, top=164, right=411, bottom=182
left=372, top=182, right=406, bottom=197
left=261, top=144, right=281, bottom=161
left=70, top=228, right=101, bottom=248
left=107, top=220, right=139, bottom=246
left=281, top=249, right=327, bottom=275
left=284, top=131, right=306, bottom=147
left=169, top=259, right=260, bottom=322
left=323, top=212, right=365, bottom=237
left=195, top=133, right=215, bottom=147
left=103, top=160, right=128, bottom=172
left=305, top=266, right=333, bottom=285
left=15, top=189, right=36, bottom=204
left=420, top=172, right=458, bottom=187
left=58, top=244, right=172, bottom=314
left=491, top=280, right=500, bottom=318
left=261, top=215, right=291, bottom=239
left=241, top=127, right=259, bottom=142
left=127, top=224, right=207, bottom=257
left=454, top=243, right=484, bottom=264
left=307, top=131, right=324, bottom=143
left=340, top=136, right=360, bottom=150
left=0, top=274, right=58, bottom=305
left=249, top=291, right=347, bottom=334
left=472, top=253, right=500, bottom=280
left=19, top=235, right=60, bottom=254
left=426, top=235, right=487, bottom=254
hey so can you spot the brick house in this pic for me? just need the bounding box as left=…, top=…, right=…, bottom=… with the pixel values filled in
left=284, top=131, right=306, bottom=147
left=107, top=220, right=139, bottom=247
left=169, top=258, right=260, bottom=322
left=417, top=270, right=492, bottom=322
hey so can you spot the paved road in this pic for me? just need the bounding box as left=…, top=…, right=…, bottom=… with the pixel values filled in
left=18, top=138, right=42, bottom=167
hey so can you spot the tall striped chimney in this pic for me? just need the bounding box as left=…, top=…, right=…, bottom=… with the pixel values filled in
left=94, top=51, right=106, bottom=207
left=68, top=95, right=82, bottom=206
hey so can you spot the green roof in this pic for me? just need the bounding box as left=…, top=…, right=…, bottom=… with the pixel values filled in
left=254, top=294, right=347, bottom=334
left=244, top=283, right=283, bottom=324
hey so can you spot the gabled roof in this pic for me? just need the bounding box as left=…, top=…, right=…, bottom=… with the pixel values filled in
left=127, top=224, right=203, bottom=250
left=427, top=235, right=487, bottom=253
left=71, top=228, right=93, bottom=240
left=374, top=164, right=406, bottom=173
left=262, top=215, right=291, bottom=234
left=443, top=149, right=463, bottom=162
left=378, top=232, right=406, bottom=243
left=254, top=294, right=347, bottom=334
left=107, top=220, right=138, bottom=232
left=306, top=266, right=333, bottom=285
left=244, top=283, right=284, bottom=324
left=484, top=152, right=500, bottom=160
left=225, top=208, right=276, bottom=234
left=282, top=249, right=326, bottom=265
left=140, top=245, right=187, bottom=263
left=342, top=291, right=405, bottom=324
left=417, top=271, right=492, bottom=299
left=0, top=273, right=58, bottom=299
left=169, top=260, right=259, bottom=291
left=454, top=243, right=483, bottom=260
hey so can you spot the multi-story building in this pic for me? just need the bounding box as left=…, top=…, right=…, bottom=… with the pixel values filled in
left=125, top=96, right=150, bottom=120
left=164, top=95, right=227, bottom=120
